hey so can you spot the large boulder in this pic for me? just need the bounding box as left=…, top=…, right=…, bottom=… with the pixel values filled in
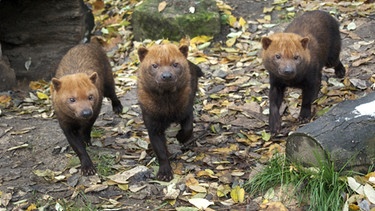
left=132, top=0, right=221, bottom=41
left=0, top=0, right=93, bottom=85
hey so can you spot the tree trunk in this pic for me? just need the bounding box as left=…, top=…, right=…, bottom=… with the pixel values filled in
left=286, top=92, right=375, bottom=172
left=0, top=0, right=94, bottom=88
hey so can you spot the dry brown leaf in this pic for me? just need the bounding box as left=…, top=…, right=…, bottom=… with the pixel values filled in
left=352, top=56, right=374, bottom=67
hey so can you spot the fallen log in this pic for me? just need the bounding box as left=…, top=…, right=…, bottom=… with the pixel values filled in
left=286, top=92, right=375, bottom=172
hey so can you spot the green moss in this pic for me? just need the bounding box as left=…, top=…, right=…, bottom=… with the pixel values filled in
left=132, top=0, right=220, bottom=41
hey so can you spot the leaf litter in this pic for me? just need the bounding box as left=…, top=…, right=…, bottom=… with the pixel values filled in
left=0, top=0, right=374, bottom=210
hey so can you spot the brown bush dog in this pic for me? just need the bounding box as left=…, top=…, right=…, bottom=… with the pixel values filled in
left=137, top=43, right=203, bottom=181
left=261, top=10, right=346, bottom=134
left=51, top=42, right=123, bottom=176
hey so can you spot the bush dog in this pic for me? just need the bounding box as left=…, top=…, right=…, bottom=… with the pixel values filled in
left=261, top=10, right=345, bottom=134
left=51, top=42, right=123, bottom=176
left=137, top=43, right=203, bottom=181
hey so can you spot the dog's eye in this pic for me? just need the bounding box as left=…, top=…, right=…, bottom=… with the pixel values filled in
left=69, top=98, right=76, bottom=103
left=172, top=63, right=179, bottom=67
left=275, top=54, right=281, bottom=59
left=88, top=95, right=94, bottom=101
left=151, top=64, right=158, bottom=69
left=294, top=55, right=300, bottom=60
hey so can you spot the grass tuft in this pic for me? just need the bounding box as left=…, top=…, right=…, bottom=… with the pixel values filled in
left=244, top=154, right=352, bottom=211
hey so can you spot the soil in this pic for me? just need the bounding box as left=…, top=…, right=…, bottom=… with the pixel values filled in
left=0, top=0, right=374, bottom=210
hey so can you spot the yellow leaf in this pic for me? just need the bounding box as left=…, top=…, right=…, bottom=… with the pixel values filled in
left=193, top=57, right=208, bottom=64
left=226, top=37, right=237, bottom=47
left=29, top=80, right=45, bottom=90
left=263, top=6, right=274, bottom=13
left=197, top=169, right=218, bottom=178
left=349, top=204, right=360, bottom=210
left=190, top=35, right=213, bottom=44
left=158, top=1, right=167, bottom=12
left=228, top=15, right=237, bottom=27
left=117, top=184, right=128, bottom=191
left=239, top=17, right=247, bottom=28
left=167, top=199, right=176, bottom=206
left=26, top=204, right=37, bottom=211
left=273, top=0, right=288, bottom=4
left=230, top=186, right=245, bottom=203
left=37, top=91, right=48, bottom=100
left=216, top=1, right=233, bottom=12
left=217, top=184, right=231, bottom=197
left=264, top=15, right=271, bottom=22
left=261, top=130, right=271, bottom=141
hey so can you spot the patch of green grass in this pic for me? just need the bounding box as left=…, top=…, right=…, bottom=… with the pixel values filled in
left=66, top=156, right=80, bottom=169
left=90, top=127, right=105, bottom=138
left=92, top=152, right=117, bottom=177
left=66, top=149, right=117, bottom=177
left=244, top=154, right=353, bottom=211
left=56, top=192, right=97, bottom=211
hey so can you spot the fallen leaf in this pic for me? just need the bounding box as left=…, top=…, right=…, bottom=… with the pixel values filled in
left=189, top=6, right=195, bottom=14
left=188, top=198, right=214, bottom=210
left=107, top=165, right=149, bottom=184
left=26, top=204, right=37, bottom=211
left=175, top=207, right=199, bottom=211
left=347, top=22, right=357, bottom=30
left=264, top=201, right=288, bottom=211
left=129, top=184, right=147, bottom=193
left=0, top=95, right=11, bottom=104
left=364, top=184, right=375, bottom=204
left=226, top=37, right=237, bottom=47
left=163, top=184, right=181, bottom=200
left=230, top=186, right=245, bottom=203
left=1, top=192, right=12, bottom=207
left=350, top=78, right=367, bottom=89
left=348, top=177, right=364, bottom=195
left=352, top=56, right=373, bottom=67
left=189, top=185, right=207, bottom=193
left=158, top=1, right=167, bottom=12
left=261, top=130, right=271, bottom=141
left=36, top=91, right=48, bottom=100
left=217, top=184, right=231, bottom=197
left=84, top=184, right=108, bottom=193
left=190, top=35, right=213, bottom=45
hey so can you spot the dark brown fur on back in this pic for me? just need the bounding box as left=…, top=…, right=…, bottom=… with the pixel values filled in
left=137, top=43, right=203, bottom=181
left=51, top=42, right=123, bottom=176
left=261, top=10, right=345, bottom=134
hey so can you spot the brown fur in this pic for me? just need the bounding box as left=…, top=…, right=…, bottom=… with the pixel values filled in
left=261, top=10, right=345, bottom=134
left=51, top=42, right=123, bottom=176
left=137, top=43, right=203, bottom=181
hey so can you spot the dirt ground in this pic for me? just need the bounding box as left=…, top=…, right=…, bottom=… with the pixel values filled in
left=1, top=0, right=375, bottom=210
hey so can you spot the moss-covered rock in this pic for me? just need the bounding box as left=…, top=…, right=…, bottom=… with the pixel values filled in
left=132, top=0, right=220, bottom=41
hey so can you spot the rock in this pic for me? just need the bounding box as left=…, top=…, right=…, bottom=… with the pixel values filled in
left=0, top=45, right=16, bottom=91
left=0, top=0, right=94, bottom=82
left=132, top=0, right=221, bottom=41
